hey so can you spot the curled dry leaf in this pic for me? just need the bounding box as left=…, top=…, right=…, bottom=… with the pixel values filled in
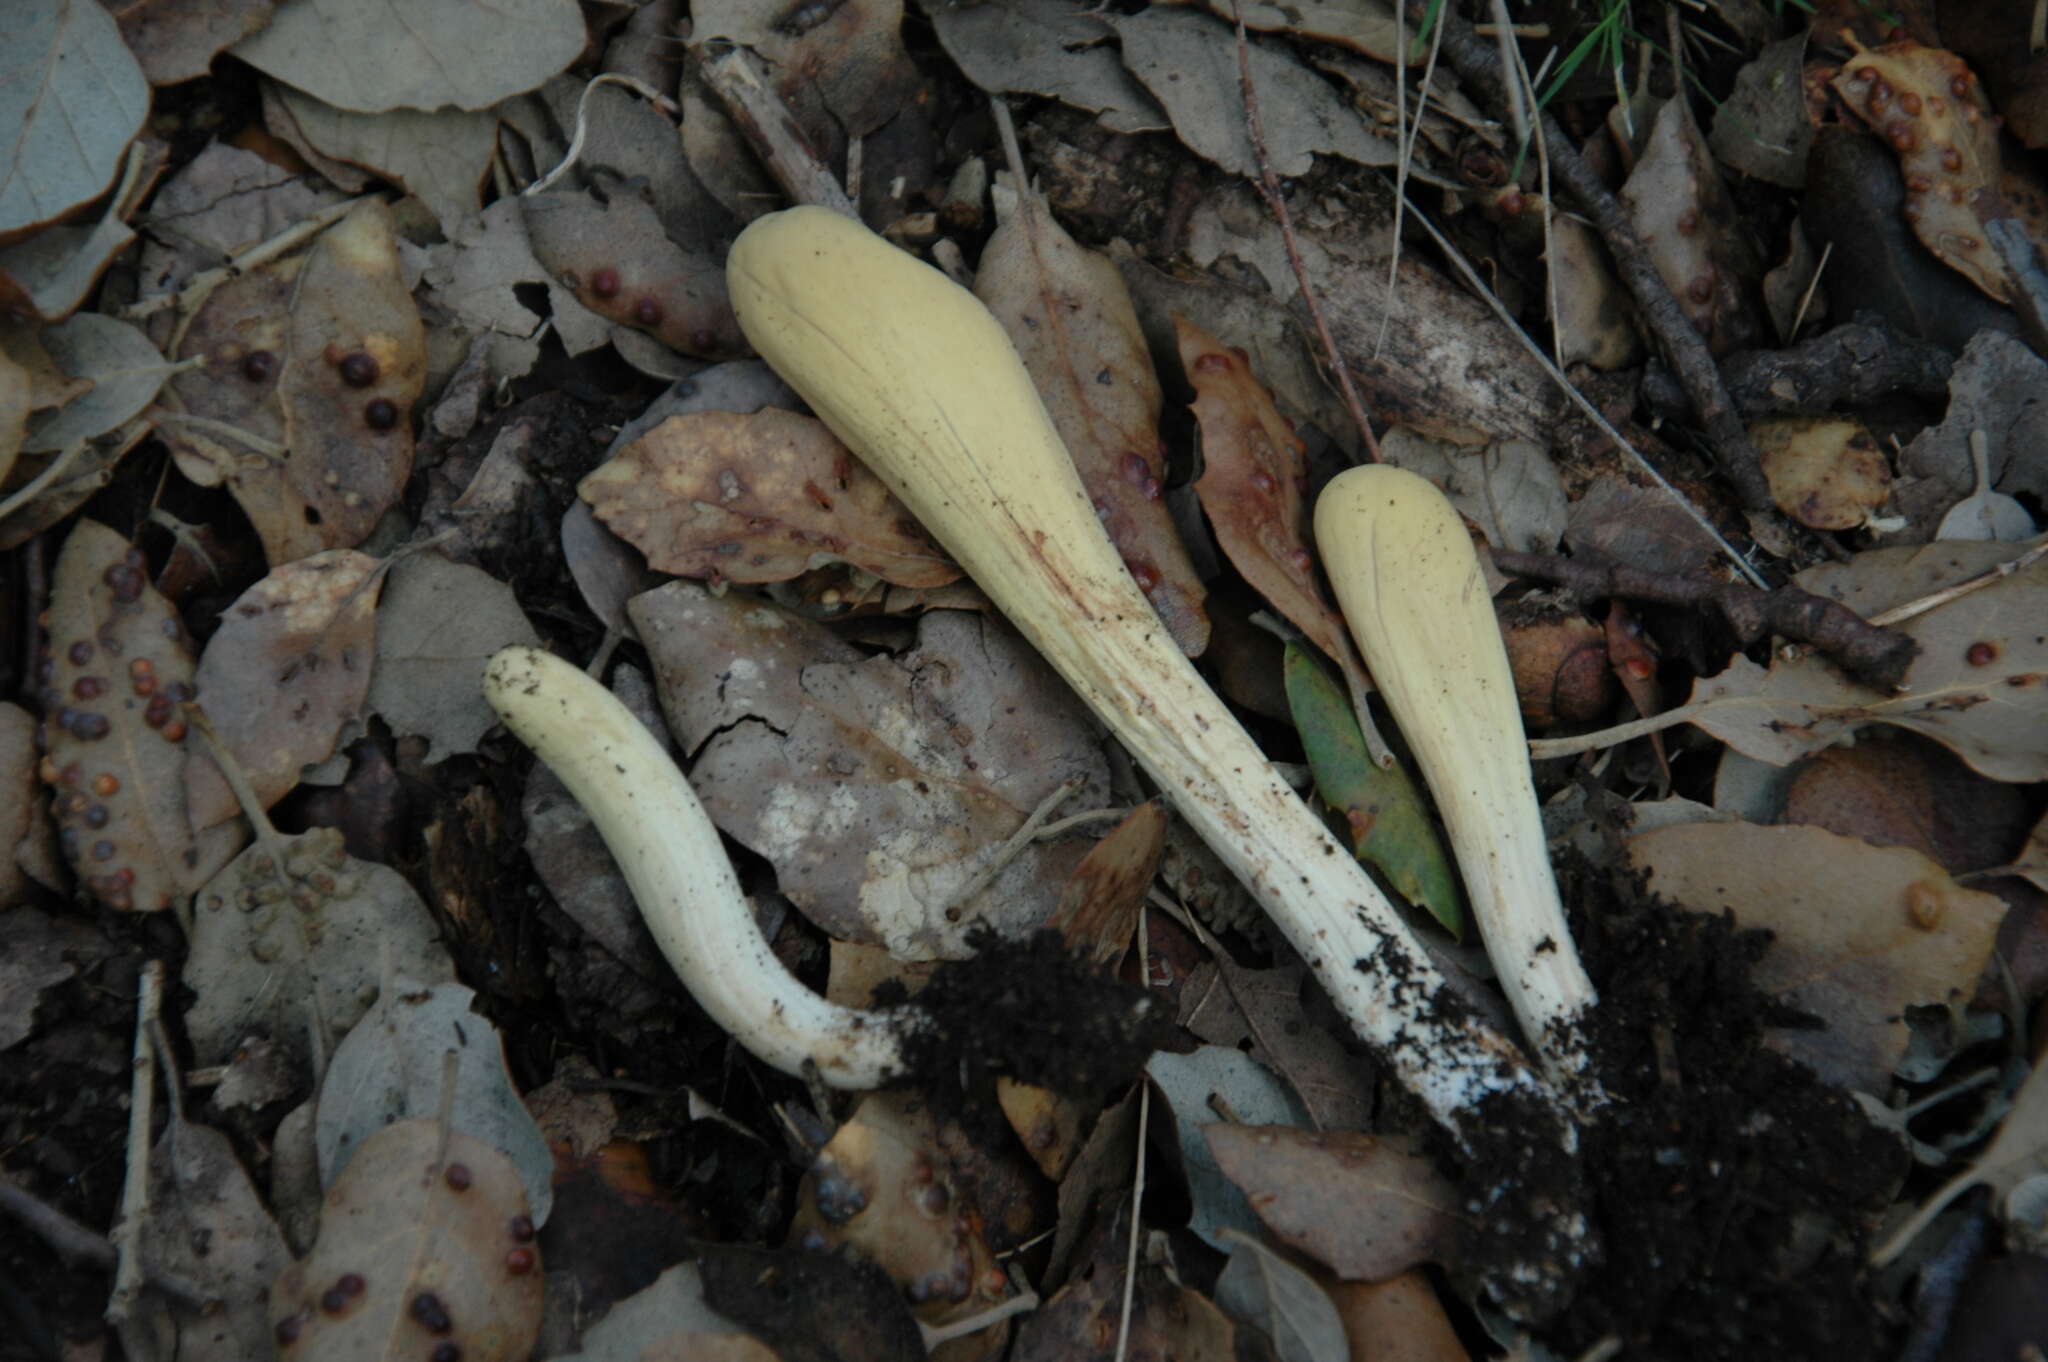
left=1206, top=1125, right=1460, bottom=1283
left=268, top=1118, right=543, bottom=1362
left=1046, top=799, right=1164, bottom=971
left=161, top=198, right=426, bottom=566
left=184, top=550, right=380, bottom=831
left=976, top=187, right=1208, bottom=655
left=581, top=408, right=960, bottom=588
left=1752, top=413, right=1892, bottom=531
left=38, top=520, right=210, bottom=910
left=1179, top=319, right=1355, bottom=678
left=1680, top=540, right=2048, bottom=781
left=522, top=190, right=747, bottom=361
left=1833, top=40, right=2029, bottom=303
left=183, top=826, right=453, bottom=1096
left=1630, top=820, right=2005, bottom=1094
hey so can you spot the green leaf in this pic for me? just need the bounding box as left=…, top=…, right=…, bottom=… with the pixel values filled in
left=1283, top=643, right=1464, bottom=939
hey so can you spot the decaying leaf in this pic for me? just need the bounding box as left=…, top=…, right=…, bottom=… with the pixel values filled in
left=695, top=0, right=920, bottom=139
left=265, top=81, right=499, bottom=234
left=0, top=0, right=150, bottom=238
left=1014, top=1200, right=1244, bottom=1361
left=1619, top=96, right=1765, bottom=355
left=1630, top=820, right=2006, bottom=1093
left=1679, top=540, right=2048, bottom=781
left=1874, top=1045, right=2048, bottom=1266
left=108, top=0, right=274, bottom=86
left=143, top=1113, right=291, bottom=1360
left=522, top=190, right=747, bottom=361
left=22, top=313, right=175, bottom=454
left=630, top=583, right=1108, bottom=960
left=1545, top=215, right=1644, bottom=371
left=1709, top=32, right=1814, bottom=189
left=1110, top=7, right=1396, bottom=178
left=789, top=1093, right=1010, bottom=1331
left=550, top=1263, right=770, bottom=1362
left=1752, top=413, right=1893, bottom=531
left=269, top=1118, right=543, bottom=1362
left=1284, top=643, right=1461, bottom=937
left=1197, top=0, right=1404, bottom=63
left=1181, top=319, right=1356, bottom=680
left=1148, top=1046, right=1312, bottom=1250
left=421, top=197, right=613, bottom=384
left=1376, top=429, right=1567, bottom=555
left=366, top=552, right=539, bottom=764
left=927, top=0, right=1167, bottom=134
left=1834, top=40, right=2031, bottom=303
left=315, top=979, right=553, bottom=1224
left=161, top=197, right=427, bottom=565
left=0, top=907, right=99, bottom=1049
left=1179, top=952, right=1375, bottom=1133
left=1207, top=1125, right=1460, bottom=1283
left=0, top=703, right=59, bottom=907
left=39, top=521, right=216, bottom=910
left=1213, top=1228, right=1349, bottom=1362
left=581, top=408, right=959, bottom=588
left=183, top=826, right=453, bottom=1098
left=977, top=185, right=1208, bottom=655
left=1046, top=800, right=1165, bottom=971
left=184, top=550, right=380, bottom=831
left=230, top=0, right=582, bottom=113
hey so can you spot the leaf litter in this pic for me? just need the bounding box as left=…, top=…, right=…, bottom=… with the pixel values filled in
left=11, top=4, right=2048, bottom=1359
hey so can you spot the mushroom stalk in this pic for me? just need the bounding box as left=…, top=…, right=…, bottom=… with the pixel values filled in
left=482, top=646, right=912, bottom=1087
left=725, top=207, right=1573, bottom=1153
left=1315, top=466, right=1601, bottom=1100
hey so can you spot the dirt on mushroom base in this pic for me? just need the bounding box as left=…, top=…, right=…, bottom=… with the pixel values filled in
left=1494, top=855, right=1911, bottom=1359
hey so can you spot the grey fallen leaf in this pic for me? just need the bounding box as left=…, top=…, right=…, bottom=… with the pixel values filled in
left=143, top=1114, right=291, bottom=1360
left=1215, top=1229, right=1350, bottom=1362
left=923, top=0, right=1169, bottom=134
left=230, top=0, right=585, bottom=113
left=183, top=826, right=454, bottom=1093
left=1146, top=1045, right=1311, bottom=1252
left=0, top=0, right=150, bottom=236
left=551, top=1263, right=759, bottom=1362
left=266, top=81, right=500, bottom=234
left=367, top=552, right=540, bottom=763
left=23, top=314, right=175, bottom=453
left=0, top=908, right=99, bottom=1050
left=1378, top=430, right=1567, bottom=553
left=1110, top=7, right=1396, bottom=178
left=315, top=977, right=554, bottom=1226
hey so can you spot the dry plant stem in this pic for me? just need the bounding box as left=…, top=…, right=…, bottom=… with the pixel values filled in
left=1491, top=549, right=1920, bottom=690
left=1406, top=1, right=1773, bottom=511
left=700, top=48, right=858, bottom=217
left=525, top=73, right=680, bottom=197
left=119, top=196, right=362, bottom=324
left=0, top=442, right=87, bottom=522
left=482, top=646, right=913, bottom=1086
left=1226, top=0, right=1381, bottom=462
left=1869, top=539, right=2048, bottom=627
left=727, top=208, right=1576, bottom=1161
left=107, top=961, right=164, bottom=1356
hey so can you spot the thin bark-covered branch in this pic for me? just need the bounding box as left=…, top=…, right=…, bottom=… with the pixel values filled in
left=1642, top=317, right=1955, bottom=420
left=1492, top=550, right=1920, bottom=690
left=1411, top=3, right=1774, bottom=511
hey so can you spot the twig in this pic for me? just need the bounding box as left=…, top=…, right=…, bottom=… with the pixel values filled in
left=944, top=779, right=1084, bottom=915
left=119, top=197, right=363, bottom=324
left=1226, top=0, right=1380, bottom=461
left=106, top=962, right=164, bottom=1358
left=525, top=73, right=681, bottom=197
left=1640, top=315, right=1953, bottom=420
left=1409, top=2, right=1774, bottom=511
left=0, top=443, right=88, bottom=523
left=1869, top=539, right=2048, bottom=627
left=699, top=47, right=857, bottom=217
left=1492, top=549, right=1918, bottom=689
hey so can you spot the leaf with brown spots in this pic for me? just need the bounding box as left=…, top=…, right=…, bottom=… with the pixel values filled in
left=581, top=408, right=960, bottom=589
left=976, top=189, right=1209, bottom=655
left=268, top=1119, right=543, bottom=1362
left=1834, top=40, right=2037, bottom=304
left=522, top=190, right=748, bottom=361
left=1180, top=318, right=1360, bottom=684
left=159, top=198, right=425, bottom=566
left=185, top=550, right=381, bottom=832
left=38, top=520, right=228, bottom=910
left=1619, top=97, right=1765, bottom=356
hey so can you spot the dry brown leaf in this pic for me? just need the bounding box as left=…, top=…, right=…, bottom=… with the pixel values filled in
left=143, top=1113, right=291, bottom=1359
left=581, top=408, right=959, bottom=588
left=1180, top=318, right=1355, bottom=676
left=0, top=702, right=56, bottom=906
left=1619, top=96, right=1765, bottom=355
left=161, top=198, right=426, bottom=565
left=1679, top=540, right=2048, bottom=781
left=184, top=550, right=380, bottom=831
left=1752, top=413, right=1892, bottom=530
left=1047, top=799, right=1164, bottom=971
left=1630, top=820, right=2006, bottom=1093
left=268, top=1118, right=543, bottom=1362
left=1013, top=1206, right=1242, bottom=1362
left=1205, top=1125, right=1461, bottom=1283
left=1325, top=1271, right=1471, bottom=1362
left=976, top=189, right=1208, bottom=655
left=38, top=521, right=218, bottom=910
left=1834, top=40, right=2033, bottom=303
left=629, top=584, right=1107, bottom=959
left=109, top=0, right=274, bottom=86
left=695, top=0, right=920, bottom=139
left=1782, top=734, right=2032, bottom=875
